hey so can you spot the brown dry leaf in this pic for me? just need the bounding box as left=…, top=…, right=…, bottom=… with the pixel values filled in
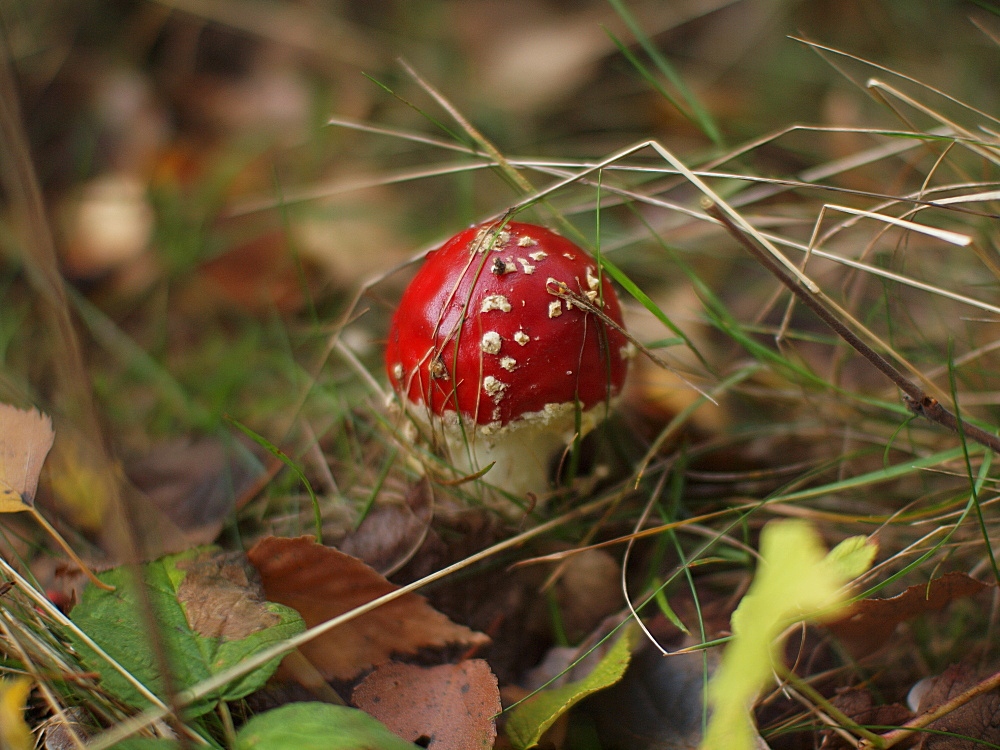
left=247, top=536, right=489, bottom=680
left=818, top=689, right=913, bottom=750
left=176, top=550, right=280, bottom=641
left=338, top=478, right=433, bottom=576
left=0, top=409, right=114, bottom=590
left=552, top=549, right=624, bottom=644
left=126, top=437, right=263, bottom=547
left=456, top=0, right=739, bottom=116
left=293, top=206, right=410, bottom=288
left=352, top=660, right=500, bottom=750
left=915, top=663, right=1000, bottom=749
left=0, top=405, right=54, bottom=511
left=828, top=573, right=990, bottom=657
left=621, top=291, right=726, bottom=437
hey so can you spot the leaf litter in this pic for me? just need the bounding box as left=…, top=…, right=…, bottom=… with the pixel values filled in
left=0, top=405, right=111, bottom=590
left=338, top=476, right=434, bottom=576
left=827, top=572, right=991, bottom=659
left=506, top=620, right=641, bottom=750
left=246, top=535, right=490, bottom=681
left=0, top=405, right=54, bottom=510
left=352, top=660, right=501, bottom=750
left=5, top=4, right=1000, bottom=749
left=69, top=548, right=304, bottom=716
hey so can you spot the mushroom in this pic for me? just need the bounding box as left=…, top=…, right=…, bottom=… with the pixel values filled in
left=385, top=221, right=630, bottom=506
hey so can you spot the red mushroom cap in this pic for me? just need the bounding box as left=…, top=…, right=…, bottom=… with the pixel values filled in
left=386, top=222, right=630, bottom=431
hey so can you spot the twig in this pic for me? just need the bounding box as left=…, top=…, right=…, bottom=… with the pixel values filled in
left=776, top=663, right=884, bottom=747
left=84, top=490, right=626, bottom=749
left=702, top=200, right=1000, bottom=455
left=858, top=666, right=1000, bottom=750
left=27, top=509, right=114, bottom=591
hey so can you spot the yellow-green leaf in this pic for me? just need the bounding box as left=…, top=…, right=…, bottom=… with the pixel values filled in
left=824, top=533, right=879, bottom=585
left=506, top=623, right=638, bottom=750
left=700, top=521, right=876, bottom=750
left=0, top=677, right=34, bottom=750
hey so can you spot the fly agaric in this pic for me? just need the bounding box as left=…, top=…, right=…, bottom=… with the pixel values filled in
left=386, top=221, right=631, bottom=504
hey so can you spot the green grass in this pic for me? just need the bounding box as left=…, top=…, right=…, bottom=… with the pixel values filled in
left=2, top=1, right=1000, bottom=748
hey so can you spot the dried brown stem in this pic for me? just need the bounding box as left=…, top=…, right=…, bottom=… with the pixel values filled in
left=28, top=509, right=114, bottom=592
left=702, top=200, right=1000, bottom=455
left=858, top=667, right=1000, bottom=750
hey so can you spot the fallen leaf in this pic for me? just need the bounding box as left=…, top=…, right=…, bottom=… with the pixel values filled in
left=339, top=478, right=433, bottom=576
left=0, top=677, right=34, bottom=750
left=69, top=548, right=304, bottom=715
left=247, top=535, right=489, bottom=680
left=551, top=549, right=624, bottom=645
left=915, top=663, right=1000, bottom=750
left=506, top=622, right=639, bottom=750
left=175, top=550, right=281, bottom=641
left=235, top=702, right=417, bottom=750
left=0, top=407, right=112, bottom=590
left=702, top=521, right=877, bottom=750
left=352, top=660, right=500, bottom=749
left=818, top=689, right=913, bottom=750
left=44, top=427, right=113, bottom=530
left=126, top=437, right=264, bottom=547
left=828, top=573, right=990, bottom=658
left=0, top=405, right=54, bottom=511
left=292, top=207, right=410, bottom=288
left=199, top=229, right=310, bottom=313
left=38, top=706, right=91, bottom=749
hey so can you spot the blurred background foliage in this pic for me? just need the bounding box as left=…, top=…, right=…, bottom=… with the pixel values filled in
left=3, top=3, right=1000, bottom=744
left=2, top=0, right=999, bottom=538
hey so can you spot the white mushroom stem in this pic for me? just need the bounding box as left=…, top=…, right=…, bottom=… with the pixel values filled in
left=412, top=401, right=615, bottom=511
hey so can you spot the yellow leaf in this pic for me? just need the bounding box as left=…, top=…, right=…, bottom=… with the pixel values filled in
left=0, top=405, right=54, bottom=512
left=45, top=435, right=113, bottom=530
left=0, top=677, right=34, bottom=750
left=700, top=520, right=876, bottom=750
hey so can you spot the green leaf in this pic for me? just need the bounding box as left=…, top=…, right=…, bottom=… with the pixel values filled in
left=506, top=623, right=638, bottom=750
left=235, top=703, right=418, bottom=749
left=69, top=548, right=305, bottom=717
left=700, top=521, right=876, bottom=750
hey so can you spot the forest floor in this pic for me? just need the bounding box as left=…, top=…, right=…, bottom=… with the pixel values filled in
left=3, top=1, right=1000, bottom=748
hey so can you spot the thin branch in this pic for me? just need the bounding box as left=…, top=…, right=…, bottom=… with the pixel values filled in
left=858, top=666, right=1000, bottom=750
left=702, top=200, right=1000, bottom=455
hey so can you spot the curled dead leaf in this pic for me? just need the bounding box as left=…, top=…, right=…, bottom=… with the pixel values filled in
left=247, top=536, right=489, bottom=681
left=126, top=437, right=263, bottom=547
left=828, top=573, right=990, bottom=658
left=339, top=478, right=433, bottom=576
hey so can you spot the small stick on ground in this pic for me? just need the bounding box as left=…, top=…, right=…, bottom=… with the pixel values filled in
left=857, top=666, right=1000, bottom=750
left=702, top=200, right=1000, bottom=455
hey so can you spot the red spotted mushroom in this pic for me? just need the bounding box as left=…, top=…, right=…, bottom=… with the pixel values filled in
left=386, top=221, right=631, bottom=505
